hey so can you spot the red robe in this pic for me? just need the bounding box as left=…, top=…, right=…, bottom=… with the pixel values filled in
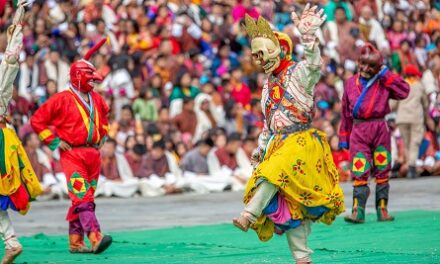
left=31, top=88, right=109, bottom=220
left=31, top=89, right=109, bottom=149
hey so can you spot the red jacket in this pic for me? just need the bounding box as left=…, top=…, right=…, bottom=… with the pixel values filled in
left=31, top=89, right=109, bottom=150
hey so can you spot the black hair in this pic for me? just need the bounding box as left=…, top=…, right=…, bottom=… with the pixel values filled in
left=152, top=139, right=166, bottom=150
left=227, top=132, right=242, bottom=143
left=121, top=104, right=134, bottom=117
left=199, top=137, right=215, bottom=148
left=133, top=143, right=147, bottom=156
left=22, top=132, right=35, bottom=147
left=106, top=137, right=118, bottom=147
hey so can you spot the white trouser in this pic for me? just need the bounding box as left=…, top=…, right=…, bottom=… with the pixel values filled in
left=286, top=220, right=312, bottom=262
left=244, top=181, right=312, bottom=262
left=0, top=211, right=21, bottom=249
left=138, top=174, right=182, bottom=197
left=244, top=181, right=278, bottom=222
left=95, top=176, right=139, bottom=198
left=183, top=172, right=231, bottom=193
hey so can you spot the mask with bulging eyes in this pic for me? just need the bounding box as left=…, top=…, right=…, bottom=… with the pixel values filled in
left=251, top=37, right=281, bottom=74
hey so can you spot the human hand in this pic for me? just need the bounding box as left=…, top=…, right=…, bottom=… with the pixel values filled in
left=12, top=0, right=29, bottom=26
left=59, top=140, right=72, bottom=151
left=291, top=3, right=326, bottom=37
left=250, top=148, right=262, bottom=167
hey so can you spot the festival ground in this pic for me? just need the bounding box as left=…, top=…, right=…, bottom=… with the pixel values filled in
left=4, top=177, right=440, bottom=263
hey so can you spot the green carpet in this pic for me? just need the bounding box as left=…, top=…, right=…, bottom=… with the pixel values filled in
left=4, top=210, right=440, bottom=263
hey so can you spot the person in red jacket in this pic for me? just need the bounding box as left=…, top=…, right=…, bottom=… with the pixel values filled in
left=31, top=38, right=112, bottom=254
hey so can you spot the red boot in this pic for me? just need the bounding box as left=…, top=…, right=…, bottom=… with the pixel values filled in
left=69, top=234, right=91, bottom=253
left=89, top=232, right=112, bottom=254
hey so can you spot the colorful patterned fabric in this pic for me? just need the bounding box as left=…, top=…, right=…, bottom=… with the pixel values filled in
left=338, top=70, right=409, bottom=148
left=0, top=128, right=42, bottom=214
left=244, top=129, right=345, bottom=241
left=374, top=145, right=390, bottom=170
left=31, top=88, right=109, bottom=149
left=257, top=37, right=321, bottom=152
left=352, top=152, right=371, bottom=177
left=61, top=148, right=101, bottom=221
left=349, top=121, right=393, bottom=185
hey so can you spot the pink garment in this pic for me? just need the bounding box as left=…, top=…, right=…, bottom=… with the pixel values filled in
left=386, top=31, right=408, bottom=51
left=232, top=5, right=259, bottom=23
left=267, top=195, right=291, bottom=225
left=231, top=83, right=251, bottom=107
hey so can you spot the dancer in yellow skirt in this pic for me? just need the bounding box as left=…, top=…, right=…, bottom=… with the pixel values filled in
left=0, top=1, right=43, bottom=263
left=233, top=5, right=344, bottom=264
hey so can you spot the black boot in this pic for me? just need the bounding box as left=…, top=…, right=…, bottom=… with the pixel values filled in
left=407, top=166, right=417, bottom=179
left=344, top=185, right=370, bottom=224
left=376, top=183, right=395, bottom=221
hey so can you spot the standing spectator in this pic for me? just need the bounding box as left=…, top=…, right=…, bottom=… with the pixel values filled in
left=395, top=65, right=429, bottom=178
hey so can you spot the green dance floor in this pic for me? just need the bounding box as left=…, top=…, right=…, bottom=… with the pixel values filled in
left=5, top=210, right=440, bottom=263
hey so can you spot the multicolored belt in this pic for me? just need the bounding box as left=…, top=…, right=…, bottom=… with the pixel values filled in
left=274, top=123, right=311, bottom=135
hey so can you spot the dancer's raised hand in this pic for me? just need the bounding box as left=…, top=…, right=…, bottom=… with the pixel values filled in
left=291, top=3, right=326, bottom=36
left=12, top=0, right=29, bottom=26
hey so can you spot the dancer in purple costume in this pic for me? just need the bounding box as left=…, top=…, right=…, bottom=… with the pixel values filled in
left=339, top=43, right=409, bottom=223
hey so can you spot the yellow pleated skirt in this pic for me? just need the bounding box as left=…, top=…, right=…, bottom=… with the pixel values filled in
left=244, top=129, right=345, bottom=241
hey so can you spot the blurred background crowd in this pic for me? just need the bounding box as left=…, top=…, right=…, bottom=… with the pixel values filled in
left=1, top=0, right=440, bottom=200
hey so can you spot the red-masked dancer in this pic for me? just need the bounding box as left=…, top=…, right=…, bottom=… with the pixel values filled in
left=31, top=38, right=112, bottom=254
left=339, top=43, right=409, bottom=223
left=233, top=5, right=344, bottom=264
left=0, top=1, right=43, bottom=263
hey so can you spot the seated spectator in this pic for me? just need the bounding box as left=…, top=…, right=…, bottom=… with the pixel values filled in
left=23, top=132, right=63, bottom=200
left=208, top=132, right=250, bottom=191
left=97, top=138, right=139, bottom=198
left=169, top=71, right=200, bottom=117
left=193, top=93, right=221, bottom=143
left=390, top=39, right=418, bottom=74
left=181, top=137, right=228, bottom=193
left=101, top=59, right=135, bottom=120
left=136, top=140, right=184, bottom=197
left=109, top=105, right=142, bottom=151
left=329, top=135, right=350, bottom=182
left=172, top=98, right=197, bottom=140
left=125, top=143, right=147, bottom=177
left=223, top=100, right=245, bottom=135
left=133, top=87, right=158, bottom=122
left=230, top=68, right=251, bottom=108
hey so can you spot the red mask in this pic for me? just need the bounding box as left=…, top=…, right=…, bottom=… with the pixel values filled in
left=358, top=43, right=383, bottom=79
left=70, top=38, right=107, bottom=93
left=70, top=60, right=103, bottom=93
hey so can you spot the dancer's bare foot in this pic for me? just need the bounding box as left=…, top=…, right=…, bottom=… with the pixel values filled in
left=2, top=246, right=22, bottom=264
left=232, top=212, right=252, bottom=232
left=296, top=257, right=312, bottom=264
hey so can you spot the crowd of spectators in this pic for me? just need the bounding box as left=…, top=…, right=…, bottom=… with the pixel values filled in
left=1, top=0, right=440, bottom=199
